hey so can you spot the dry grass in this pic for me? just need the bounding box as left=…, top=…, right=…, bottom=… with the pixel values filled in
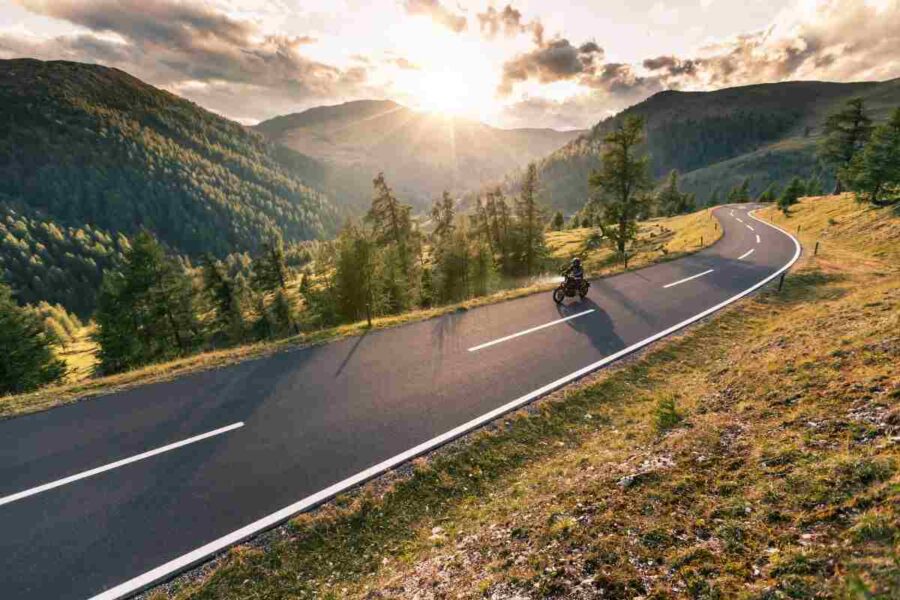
left=546, top=207, right=722, bottom=276
left=155, top=196, right=899, bottom=600
left=2, top=208, right=723, bottom=420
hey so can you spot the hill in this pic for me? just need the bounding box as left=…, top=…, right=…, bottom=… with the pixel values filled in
left=521, top=79, right=900, bottom=213
left=0, top=59, right=340, bottom=258
left=255, top=100, right=582, bottom=210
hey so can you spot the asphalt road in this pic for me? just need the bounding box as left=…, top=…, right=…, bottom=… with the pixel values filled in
left=0, top=205, right=800, bottom=599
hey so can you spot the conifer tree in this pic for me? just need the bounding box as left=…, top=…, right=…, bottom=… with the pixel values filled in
left=93, top=231, right=200, bottom=374
left=845, top=107, right=900, bottom=205
left=551, top=211, right=565, bottom=230
left=587, top=115, right=653, bottom=254
left=778, top=177, right=805, bottom=214
left=0, top=283, right=66, bottom=394
left=367, top=173, right=414, bottom=274
left=430, top=191, right=456, bottom=244
left=252, top=237, right=288, bottom=292
left=515, top=162, right=546, bottom=275
left=819, top=98, right=873, bottom=193
left=202, top=256, right=246, bottom=343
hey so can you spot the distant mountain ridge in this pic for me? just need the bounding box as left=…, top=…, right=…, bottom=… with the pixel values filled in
left=513, top=79, right=900, bottom=213
left=255, top=100, right=583, bottom=210
left=0, top=59, right=339, bottom=257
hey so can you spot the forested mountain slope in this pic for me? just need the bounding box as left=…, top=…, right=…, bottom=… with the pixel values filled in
left=256, top=100, right=582, bottom=210
left=0, top=59, right=339, bottom=257
left=521, top=79, right=900, bottom=212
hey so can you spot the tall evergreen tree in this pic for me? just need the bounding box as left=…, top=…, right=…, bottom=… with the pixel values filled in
left=93, top=231, right=200, bottom=374
left=757, top=182, right=779, bottom=202
left=430, top=191, right=456, bottom=244
left=819, top=98, right=873, bottom=193
left=515, top=162, right=546, bottom=275
left=367, top=173, right=414, bottom=274
left=587, top=115, right=653, bottom=254
left=202, top=256, right=246, bottom=343
left=252, top=237, right=288, bottom=292
left=0, top=283, right=66, bottom=394
left=845, top=107, right=900, bottom=205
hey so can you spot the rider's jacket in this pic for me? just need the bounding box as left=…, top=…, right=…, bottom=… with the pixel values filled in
left=565, top=264, right=584, bottom=279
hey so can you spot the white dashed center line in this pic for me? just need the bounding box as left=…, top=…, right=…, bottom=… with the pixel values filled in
left=746, top=224, right=754, bottom=231
left=756, top=234, right=761, bottom=244
left=467, top=309, right=595, bottom=352
left=663, top=269, right=714, bottom=289
left=0, top=422, right=245, bottom=508
left=738, top=248, right=755, bottom=260
left=736, top=217, right=744, bottom=223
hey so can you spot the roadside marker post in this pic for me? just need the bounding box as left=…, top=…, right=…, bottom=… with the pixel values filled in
left=778, top=272, right=786, bottom=292
left=814, top=241, right=819, bottom=256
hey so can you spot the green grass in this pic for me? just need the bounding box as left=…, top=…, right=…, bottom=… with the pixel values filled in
left=150, top=195, right=899, bottom=599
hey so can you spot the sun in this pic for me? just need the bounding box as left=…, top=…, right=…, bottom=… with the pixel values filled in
left=413, top=70, right=473, bottom=116
left=387, top=17, right=501, bottom=120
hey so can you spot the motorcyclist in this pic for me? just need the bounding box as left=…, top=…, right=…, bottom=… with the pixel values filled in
left=563, top=257, right=584, bottom=284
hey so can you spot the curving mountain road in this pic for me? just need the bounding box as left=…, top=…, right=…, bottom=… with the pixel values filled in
left=0, top=205, right=800, bottom=599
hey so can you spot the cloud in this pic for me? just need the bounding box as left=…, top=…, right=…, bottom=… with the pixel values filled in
left=499, top=37, right=604, bottom=94
left=476, top=3, right=543, bottom=44
left=499, top=0, right=900, bottom=128
left=643, top=0, right=900, bottom=88
left=4, top=0, right=371, bottom=121
left=403, top=0, right=466, bottom=33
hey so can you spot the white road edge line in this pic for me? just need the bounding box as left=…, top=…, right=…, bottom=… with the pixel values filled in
left=662, top=269, right=714, bottom=289
left=0, top=422, right=244, bottom=508
left=89, top=209, right=801, bottom=600
left=738, top=248, right=755, bottom=260
left=468, top=309, right=595, bottom=352
left=756, top=234, right=761, bottom=244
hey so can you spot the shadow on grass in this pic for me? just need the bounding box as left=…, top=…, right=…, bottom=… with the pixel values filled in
left=767, top=270, right=848, bottom=305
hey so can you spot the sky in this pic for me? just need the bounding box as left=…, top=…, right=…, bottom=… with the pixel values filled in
left=1, top=0, right=899, bottom=129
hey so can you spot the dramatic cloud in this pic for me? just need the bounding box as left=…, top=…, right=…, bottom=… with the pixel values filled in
left=3, top=0, right=372, bottom=121
left=476, top=3, right=543, bottom=44
left=499, top=38, right=604, bottom=94
left=642, top=0, right=900, bottom=88
left=403, top=0, right=466, bottom=33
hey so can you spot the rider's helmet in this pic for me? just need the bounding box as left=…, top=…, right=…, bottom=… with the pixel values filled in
left=572, top=257, right=582, bottom=267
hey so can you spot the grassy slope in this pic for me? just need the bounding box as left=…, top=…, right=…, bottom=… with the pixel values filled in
left=158, top=195, right=898, bottom=599
left=1, top=209, right=721, bottom=420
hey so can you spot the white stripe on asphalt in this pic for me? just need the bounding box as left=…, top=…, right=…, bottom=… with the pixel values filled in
left=746, top=224, right=754, bottom=231
left=89, top=210, right=802, bottom=600
left=468, top=309, right=595, bottom=352
left=0, top=422, right=244, bottom=508
left=738, top=248, right=755, bottom=260
left=736, top=217, right=744, bottom=223
left=662, top=269, right=714, bottom=288
left=756, top=234, right=761, bottom=244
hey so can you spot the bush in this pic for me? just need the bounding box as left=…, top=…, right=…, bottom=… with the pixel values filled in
left=654, top=394, right=682, bottom=432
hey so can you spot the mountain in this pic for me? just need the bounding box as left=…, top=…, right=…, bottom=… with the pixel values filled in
left=255, top=100, right=583, bottom=210
left=520, top=79, right=900, bottom=213
left=0, top=59, right=340, bottom=258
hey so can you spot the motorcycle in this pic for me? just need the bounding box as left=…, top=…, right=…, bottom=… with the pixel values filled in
left=553, top=271, right=589, bottom=304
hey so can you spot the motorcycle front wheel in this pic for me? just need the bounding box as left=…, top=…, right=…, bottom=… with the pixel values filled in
left=552, top=287, right=566, bottom=304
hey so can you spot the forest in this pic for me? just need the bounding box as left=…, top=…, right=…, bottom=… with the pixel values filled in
left=0, top=59, right=339, bottom=258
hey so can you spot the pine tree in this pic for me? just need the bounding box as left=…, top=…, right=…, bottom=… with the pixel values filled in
left=550, top=211, right=565, bottom=230
left=819, top=98, right=873, bottom=193
left=515, top=162, right=546, bottom=275
left=845, top=107, right=900, bottom=205
left=202, top=256, right=246, bottom=343
left=334, top=224, right=375, bottom=322
left=252, top=237, right=288, bottom=292
left=367, top=173, right=413, bottom=274
left=0, top=283, right=66, bottom=394
left=430, top=191, right=456, bottom=244
left=778, top=177, right=805, bottom=214
left=587, top=115, right=653, bottom=254
left=93, top=231, right=200, bottom=374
